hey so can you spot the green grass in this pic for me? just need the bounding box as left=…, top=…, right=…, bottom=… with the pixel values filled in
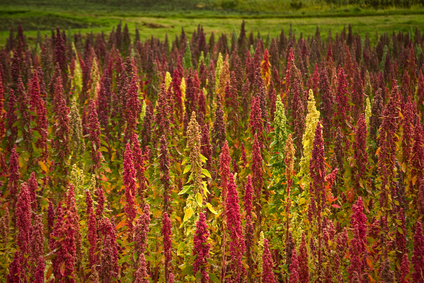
left=1, top=2, right=424, bottom=47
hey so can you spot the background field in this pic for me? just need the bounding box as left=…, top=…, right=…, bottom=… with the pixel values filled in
left=1, top=0, right=424, bottom=47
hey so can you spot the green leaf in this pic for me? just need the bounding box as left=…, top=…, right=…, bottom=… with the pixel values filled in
left=179, top=185, right=191, bottom=195
left=181, top=264, right=193, bottom=276
left=118, top=254, right=132, bottom=264
left=101, top=139, right=109, bottom=147
left=187, top=172, right=193, bottom=183
left=32, top=130, right=41, bottom=139
left=183, top=164, right=191, bottom=174
left=195, top=270, right=202, bottom=280
left=210, top=274, right=220, bottom=283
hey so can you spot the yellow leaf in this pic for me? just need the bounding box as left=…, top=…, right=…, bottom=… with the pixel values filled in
left=206, top=203, right=217, bottom=214
left=195, top=192, right=203, bottom=207
left=137, top=206, right=143, bottom=215
left=412, top=175, right=417, bottom=185
left=183, top=207, right=194, bottom=223
left=202, top=168, right=211, bottom=178
left=401, top=162, right=406, bottom=173
left=366, top=257, right=373, bottom=270
left=183, top=165, right=191, bottom=174
left=38, top=161, right=48, bottom=172
left=196, top=193, right=203, bottom=207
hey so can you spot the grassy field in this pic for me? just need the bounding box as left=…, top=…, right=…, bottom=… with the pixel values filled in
left=1, top=2, right=424, bottom=46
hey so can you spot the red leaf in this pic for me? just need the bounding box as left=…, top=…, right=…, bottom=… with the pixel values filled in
left=46, top=265, right=53, bottom=280
left=60, top=262, right=65, bottom=276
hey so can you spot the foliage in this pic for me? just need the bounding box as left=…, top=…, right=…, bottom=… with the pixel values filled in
left=1, top=21, right=424, bottom=282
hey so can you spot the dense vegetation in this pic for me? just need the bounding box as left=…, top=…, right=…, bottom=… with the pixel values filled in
left=0, top=21, right=424, bottom=282
left=4, top=0, right=424, bottom=12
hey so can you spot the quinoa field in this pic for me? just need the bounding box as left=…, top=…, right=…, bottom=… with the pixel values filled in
left=0, top=20, right=424, bottom=282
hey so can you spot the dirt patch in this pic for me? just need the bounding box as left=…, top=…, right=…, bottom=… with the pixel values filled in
left=141, top=21, right=173, bottom=29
